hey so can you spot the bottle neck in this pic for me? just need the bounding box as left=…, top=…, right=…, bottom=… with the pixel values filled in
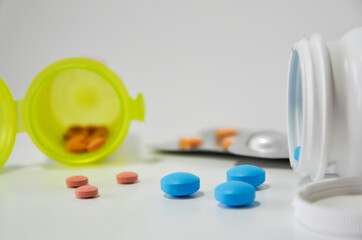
left=288, top=33, right=332, bottom=180
left=289, top=28, right=362, bottom=180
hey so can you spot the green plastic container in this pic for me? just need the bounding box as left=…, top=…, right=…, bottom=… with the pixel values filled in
left=0, top=58, right=145, bottom=168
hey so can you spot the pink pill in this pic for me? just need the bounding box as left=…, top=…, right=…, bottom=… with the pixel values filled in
left=116, top=172, right=138, bottom=184
left=66, top=175, right=88, bottom=188
left=75, top=185, right=98, bottom=199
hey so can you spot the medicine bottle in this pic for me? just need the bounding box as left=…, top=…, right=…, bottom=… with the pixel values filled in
left=0, top=58, right=145, bottom=168
left=288, top=27, right=362, bottom=180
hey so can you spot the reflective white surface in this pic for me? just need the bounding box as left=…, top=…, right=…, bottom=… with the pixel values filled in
left=0, top=134, right=336, bottom=240
left=0, top=0, right=361, bottom=239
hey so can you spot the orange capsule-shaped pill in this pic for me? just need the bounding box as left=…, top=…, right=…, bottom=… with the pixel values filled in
left=66, top=135, right=88, bottom=153
left=75, top=185, right=98, bottom=199
left=215, top=128, right=237, bottom=142
left=86, top=137, right=106, bottom=152
left=222, top=137, right=236, bottom=151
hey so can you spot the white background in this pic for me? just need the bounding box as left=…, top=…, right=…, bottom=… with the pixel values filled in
left=0, top=1, right=361, bottom=239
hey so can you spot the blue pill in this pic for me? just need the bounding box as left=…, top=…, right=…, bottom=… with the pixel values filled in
left=226, top=165, right=265, bottom=186
left=294, top=146, right=301, bottom=161
left=215, top=181, right=255, bottom=207
left=161, top=172, right=200, bottom=197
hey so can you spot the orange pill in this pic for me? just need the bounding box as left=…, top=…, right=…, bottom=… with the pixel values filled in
left=63, top=126, right=89, bottom=140
left=179, top=137, right=203, bottom=150
left=66, top=135, right=87, bottom=153
left=66, top=175, right=88, bottom=188
left=75, top=185, right=98, bottom=199
left=86, top=137, right=106, bottom=152
left=179, top=138, right=192, bottom=150
left=116, top=171, right=138, bottom=184
left=85, top=126, right=97, bottom=135
left=190, top=138, right=203, bottom=148
left=216, top=128, right=237, bottom=142
left=222, top=137, right=236, bottom=151
left=91, top=126, right=108, bottom=137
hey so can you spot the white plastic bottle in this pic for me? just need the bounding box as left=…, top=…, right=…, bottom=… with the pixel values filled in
left=288, top=27, right=362, bottom=181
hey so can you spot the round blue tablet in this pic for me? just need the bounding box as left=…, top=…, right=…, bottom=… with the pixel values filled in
left=161, top=172, right=200, bottom=197
left=215, top=181, right=255, bottom=207
left=226, top=165, right=265, bottom=186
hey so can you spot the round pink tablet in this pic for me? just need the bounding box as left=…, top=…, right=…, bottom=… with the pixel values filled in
left=66, top=175, right=88, bottom=188
left=116, top=171, right=138, bottom=184
left=75, top=185, right=98, bottom=199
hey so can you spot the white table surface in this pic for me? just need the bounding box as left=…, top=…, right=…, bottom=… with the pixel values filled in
left=0, top=133, right=337, bottom=240
left=0, top=1, right=361, bottom=239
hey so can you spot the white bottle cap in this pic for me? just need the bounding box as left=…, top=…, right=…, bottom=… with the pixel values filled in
left=295, top=177, right=362, bottom=237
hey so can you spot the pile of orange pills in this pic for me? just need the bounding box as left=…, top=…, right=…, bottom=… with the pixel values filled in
left=64, top=126, right=108, bottom=153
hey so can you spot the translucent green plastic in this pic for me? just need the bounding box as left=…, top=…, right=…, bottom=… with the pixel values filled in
left=0, top=78, right=17, bottom=168
left=0, top=58, right=145, bottom=168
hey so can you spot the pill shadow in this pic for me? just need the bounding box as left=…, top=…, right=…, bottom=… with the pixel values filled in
left=217, top=201, right=260, bottom=209
left=163, top=191, right=205, bottom=200
left=255, top=184, right=271, bottom=191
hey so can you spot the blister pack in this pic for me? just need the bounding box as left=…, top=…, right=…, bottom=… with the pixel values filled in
left=154, top=128, right=289, bottom=159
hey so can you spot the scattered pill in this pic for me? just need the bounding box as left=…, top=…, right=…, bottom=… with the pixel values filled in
left=75, top=185, right=98, bottom=199
left=116, top=172, right=138, bottom=184
left=161, top=172, right=200, bottom=197
left=66, top=175, right=88, bottom=188
left=221, top=137, right=235, bottom=150
left=215, top=181, right=255, bottom=207
left=216, top=128, right=237, bottom=142
left=66, top=135, right=87, bottom=153
left=227, top=165, right=265, bottom=187
left=294, top=146, right=301, bottom=161
left=87, top=137, right=106, bottom=152
left=179, top=137, right=203, bottom=150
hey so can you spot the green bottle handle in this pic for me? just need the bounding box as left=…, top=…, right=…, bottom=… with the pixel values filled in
left=129, top=93, right=145, bottom=122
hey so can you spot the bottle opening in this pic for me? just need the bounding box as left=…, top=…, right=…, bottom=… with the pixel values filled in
left=23, top=58, right=134, bottom=165
left=288, top=50, right=303, bottom=168
left=30, top=68, right=122, bottom=162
